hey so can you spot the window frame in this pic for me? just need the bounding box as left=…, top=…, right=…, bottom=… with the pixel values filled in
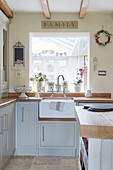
left=29, top=32, right=90, bottom=91
left=31, top=55, right=69, bottom=83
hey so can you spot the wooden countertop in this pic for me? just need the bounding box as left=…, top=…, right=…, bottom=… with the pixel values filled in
left=17, top=97, right=42, bottom=102
left=0, top=97, right=42, bottom=108
left=0, top=98, right=17, bottom=108
left=38, top=118, right=76, bottom=121
left=73, top=97, right=113, bottom=103
left=1, top=96, right=113, bottom=109
left=75, top=106, right=113, bottom=139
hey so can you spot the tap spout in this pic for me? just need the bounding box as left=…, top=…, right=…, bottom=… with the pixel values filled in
left=57, top=75, right=65, bottom=92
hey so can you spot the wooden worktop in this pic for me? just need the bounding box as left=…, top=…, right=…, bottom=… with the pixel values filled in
left=75, top=106, right=113, bottom=139
left=0, top=97, right=42, bottom=108
left=73, top=97, right=113, bottom=103
left=0, top=94, right=113, bottom=109
left=0, top=98, right=17, bottom=108
left=17, top=97, right=42, bottom=102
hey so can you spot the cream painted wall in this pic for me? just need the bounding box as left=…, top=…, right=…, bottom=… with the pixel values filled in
left=9, top=13, right=113, bottom=95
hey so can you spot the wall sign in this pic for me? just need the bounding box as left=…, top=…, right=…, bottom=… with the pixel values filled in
left=41, top=21, right=78, bottom=29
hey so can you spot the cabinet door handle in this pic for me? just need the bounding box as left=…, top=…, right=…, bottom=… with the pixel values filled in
left=4, top=114, right=7, bottom=131
left=6, top=114, right=8, bottom=131
left=42, top=126, right=44, bottom=141
left=22, top=107, right=24, bottom=122
left=0, top=116, right=3, bottom=135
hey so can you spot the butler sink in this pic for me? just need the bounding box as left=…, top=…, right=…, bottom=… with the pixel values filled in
left=39, top=99, right=75, bottom=118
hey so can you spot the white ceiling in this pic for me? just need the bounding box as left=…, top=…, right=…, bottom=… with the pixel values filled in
left=6, top=0, right=113, bottom=13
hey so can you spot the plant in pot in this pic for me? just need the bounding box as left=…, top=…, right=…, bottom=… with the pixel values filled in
left=55, top=83, right=61, bottom=92
left=62, top=81, right=68, bottom=92
left=35, top=73, right=44, bottom=92
left=30, top=73, right=48, bottom=92
left=47, top=81, right=54, bottom=92
left=74, top=68, right=84, bottom=92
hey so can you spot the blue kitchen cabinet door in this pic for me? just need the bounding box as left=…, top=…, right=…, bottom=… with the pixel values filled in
left=17, top=102, right=38, bottom=149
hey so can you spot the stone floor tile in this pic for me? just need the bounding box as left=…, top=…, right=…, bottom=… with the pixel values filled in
left=60, top=166, right=78, bottom=170
left=61, top=157, right=76, bottom=166
left=30, top=164, right=46, bottom=170
left=8, top=159, right=33, bottom=168
left=5, top=156, right=79, bottom=170
left=5, top=165, right=30, bottom=170
left=33, top=157, right=61, bottom=165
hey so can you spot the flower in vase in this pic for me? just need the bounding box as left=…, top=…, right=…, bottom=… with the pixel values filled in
left=30, top=77, right=35, bottom=82
left=78, top=68, right=84, bottom=78
left=38, top=73, right=42, bottom=77
left=43, top=74, right=47, bottom=80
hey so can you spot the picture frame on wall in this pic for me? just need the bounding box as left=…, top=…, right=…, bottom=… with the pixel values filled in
left=13, top=41, right=25, bottom=66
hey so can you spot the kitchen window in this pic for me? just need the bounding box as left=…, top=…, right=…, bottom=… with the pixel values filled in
left=32, top=56, right=68, bottom=82
left=29, top=33, right=89, bottom=92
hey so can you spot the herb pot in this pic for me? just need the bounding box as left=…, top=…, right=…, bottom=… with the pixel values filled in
left=37, top=81, right=42, bottom=91
left=74, top=83, right=82, bottom=92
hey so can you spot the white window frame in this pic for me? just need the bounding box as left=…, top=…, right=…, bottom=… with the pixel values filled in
left=32, top=56, right=69, bottom=81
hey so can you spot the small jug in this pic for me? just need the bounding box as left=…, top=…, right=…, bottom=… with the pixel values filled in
left=85, top=90, right=92, bottom=98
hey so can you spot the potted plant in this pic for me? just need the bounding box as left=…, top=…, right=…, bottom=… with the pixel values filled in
left=62, top=81, right=68, bottom=91
left=74, top=68, right=84, bottom=92
left=35, top=73, right=44, bottom=91
left=47, top=81, right=54, bottom=92
left=74, top=79, right=83, bottom=92
left=30, top=73, right=48, bottom=92
left=55, top=83, right=61, bottom=91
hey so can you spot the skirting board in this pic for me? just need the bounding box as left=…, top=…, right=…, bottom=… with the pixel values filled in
left=14, top=148, right=38, bottom=156
left=14, top=148, right=77, bottom=157
left=38, top=148, right=77, bottom=157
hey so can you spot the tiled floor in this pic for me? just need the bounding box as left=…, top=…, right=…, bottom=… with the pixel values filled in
left=5, top=156, right=79, bottom=170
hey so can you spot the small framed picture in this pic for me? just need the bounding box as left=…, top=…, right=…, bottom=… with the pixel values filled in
left=13, top=41, right=25, bottom=66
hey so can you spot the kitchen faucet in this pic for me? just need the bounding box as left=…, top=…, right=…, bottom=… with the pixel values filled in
left=57, top=75, right=65, bottom=92
left=50, top=86, right=54, bottom=98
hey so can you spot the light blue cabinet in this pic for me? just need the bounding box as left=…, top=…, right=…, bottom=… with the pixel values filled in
left=8, top=103, right=15, bottom=155
left=39, top=121, right=77, bottom=156
left=2, top=110, right=8, bottom=167
left=40, top=122, right=76, bottom=147
left=0, top=103, right=15, bottom=169
left=0, top=131, right=2, bottom=169
left=16, top=102, right=38, bottom=156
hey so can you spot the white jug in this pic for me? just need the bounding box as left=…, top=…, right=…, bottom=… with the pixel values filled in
left=85, top=90, right=92, bottom=98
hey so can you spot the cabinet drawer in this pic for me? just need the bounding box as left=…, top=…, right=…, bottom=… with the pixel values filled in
left=40, top=122, right=76, bottom=147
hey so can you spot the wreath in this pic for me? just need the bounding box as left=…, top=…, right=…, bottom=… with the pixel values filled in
left=95, top=29, right=113, bottom=46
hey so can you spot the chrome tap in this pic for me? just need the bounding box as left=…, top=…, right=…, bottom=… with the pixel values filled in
left=50, top=86, right=54, bottom=97
left=57, top=75, right=65, bottom=92
left=63, top=86, right=66, bottom=98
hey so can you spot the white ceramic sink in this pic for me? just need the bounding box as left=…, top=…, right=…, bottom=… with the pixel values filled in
left=39, top=99, right=75, bottom=118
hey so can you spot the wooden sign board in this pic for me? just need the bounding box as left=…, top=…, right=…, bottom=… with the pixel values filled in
left=41, top=21, right=78, bottom=29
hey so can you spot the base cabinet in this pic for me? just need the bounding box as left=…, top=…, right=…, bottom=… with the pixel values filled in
left=2, top=111, right=8, bottom=167
left=39, top=121, right=77, bottom=156
left=79, top=138, right=113, bottom=170
left=8, top=103, right=15, bottom=155
left=16, top=102, right=38, bottom=156
left=88, top=139, right=113, bottom=170
left=0, top=134, right=2, bottom=169
left=0, top=103, right=15, bottom=169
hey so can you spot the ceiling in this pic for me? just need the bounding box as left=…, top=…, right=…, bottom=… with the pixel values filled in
left=6, top=0, right=113, bottom=13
